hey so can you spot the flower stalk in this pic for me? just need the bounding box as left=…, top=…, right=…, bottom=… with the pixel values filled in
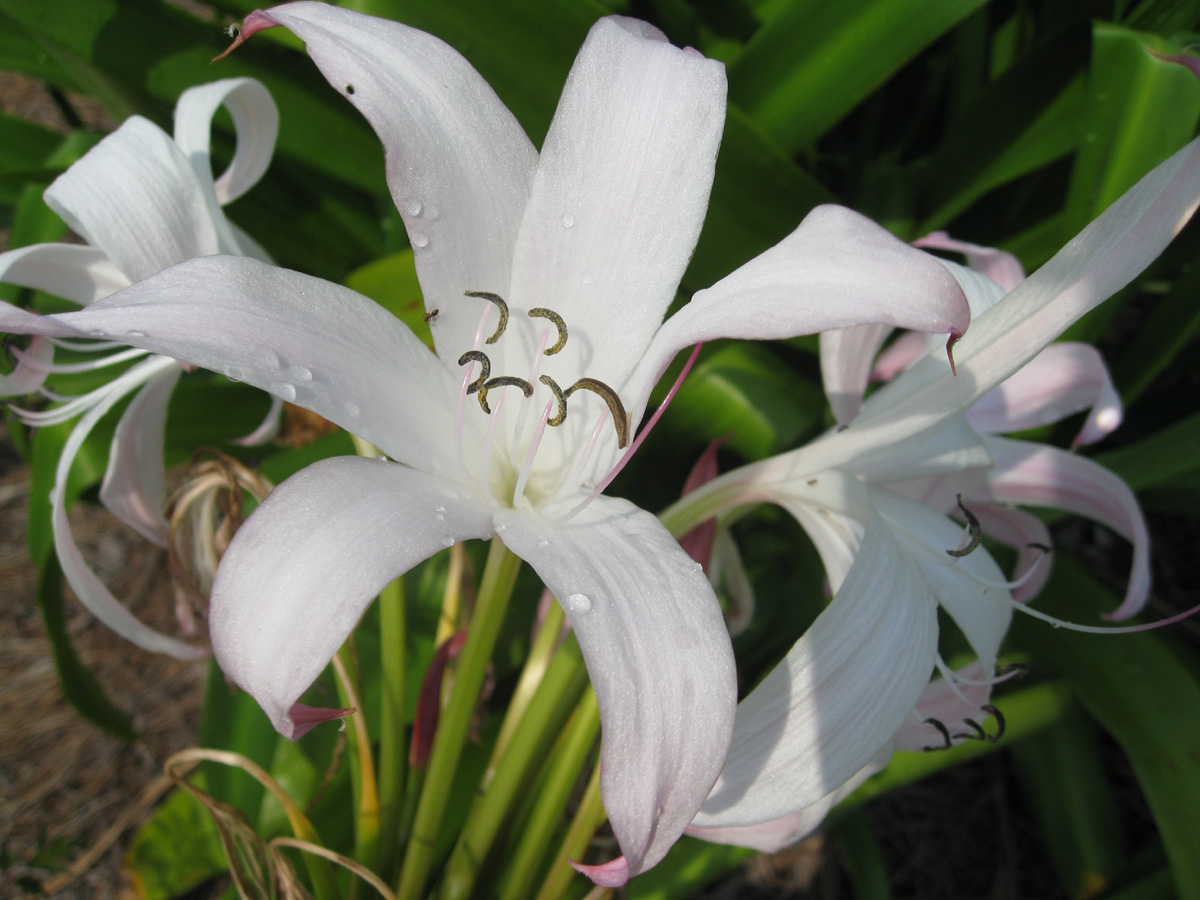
left=377, top=576, right=407, bottom=883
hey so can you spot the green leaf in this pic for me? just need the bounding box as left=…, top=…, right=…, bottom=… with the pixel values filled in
left=728, top=0, right=988, bottom=154
left=1010, top=561, right=1200, bottom=900
left=125, top=783, right=227, bottom=899
left=1096, top=410, right=1200, bottom=493
left=37, top=555, right=136, bottom=741
left=1112, top=264, right=1200, bottom=403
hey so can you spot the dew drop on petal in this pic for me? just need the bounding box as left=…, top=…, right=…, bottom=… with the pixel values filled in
left=288, top=364, right=313, bottom=383
left=124, top=329, right=146, bottom=338
left=442, top=536, right=456, bottom=548
left=561, top=214, right=574, bottom=228
left=272, top=381, right=297, bottom=402
left=225, top=366, right=244, bottom=383
left=581, top=271, right=592, bottom=285
left=435, top=513, right=445, bottom=522
left=495, top=523, right=507, bottom=533
left=412, top=233, right=429, bottom=249
left=344, top=401, right=361, bottom=418
left=405, top=198, right=423, bottom=217
left=536, top=539, right=549, bottom=549
left=565, top=593, right=592, bottom=614
left=256, top=348, right=281, bottom=369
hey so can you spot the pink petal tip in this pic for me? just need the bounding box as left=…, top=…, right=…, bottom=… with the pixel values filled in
left=288, top=703, right=355, bottom=741
left=570, top=855, right=630, bottom=888
left=213, top=10, right=280, bottom=62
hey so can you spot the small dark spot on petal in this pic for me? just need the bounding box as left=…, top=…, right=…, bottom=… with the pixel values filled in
left=346, top=84, right=356, bottom=94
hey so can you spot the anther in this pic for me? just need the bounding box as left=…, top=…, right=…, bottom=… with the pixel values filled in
left=997, top=662, right=1028, bottom=679
left=1026, top=542, right=1052, bottom=554
left=539, top=375, right=568, bottom=426
left=564, top=378, right=629, bottom=448
left=458, top=350, right=491, bottom=394
left=952, top=719, right=988, bottom=742
left=528, top=308, right=568, bottom=355
left=477, top=376, right=533, bottom=414
left=464, top=291, right=509, bottom=344
left=946, top=493, right=982, bottom=558
left=921, top=717, right=954, bottom=752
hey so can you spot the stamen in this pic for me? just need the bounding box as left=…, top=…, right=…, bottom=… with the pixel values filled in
left=513, top=401, right=554, bottom=505
left=476, top=376, right=533, bottom=414
left=455, top=306, right=497, bottom=478
left=946, top=493, right=982, bottom=558
left=480, top=392, right=507, bottom=498
left=464, top=291, right=509, bottom=344
left=527, top=308, right=568, bottom=355
left=921, top=718, right=953, bottom=752
left=539, top=375, right=568, bottom=426
left=458, top=350, right=491, bottom=394
left=564, top=378, right=629, bottom=448
left=11, top=345, right=149, bottom=374
left=48, top=337, right=125, bottom=352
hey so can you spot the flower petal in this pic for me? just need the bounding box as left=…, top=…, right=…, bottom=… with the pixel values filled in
left=51, top=355, right=207, bottom=660
left=691, top=507, right=938, bottom=829
left=968, top=504, right=1053, bottom=603
left=507, top=16, right=726, bottom=390
left=231, top=394, right=284, bottom=447
left=44, top=117, right=222, bottom=281
left=820, top=322, right=892, bottom=426
left=210, top=457, right=494, bottom=738
left=51, top=256, right=460, bottom=473
left=496, top=496, right=736, bottom=883
left=247, top=2, right=537, bottom=368
left=913, top=231, right=1026, bottom=291
left=0, top=334, right=52, bottom=396
left=967, top=342, right=1122, bottom=447
left=844, top=137, right=1200, bottom=464
left=99, top=364, right=181, bottom=546
left=0, top=243, right=130, bottom=306
left=893, top=661, right=993, bottom=752
left=173, top=78, right=279, bottom=205
left=982, top=436, right=1150, bottom=620
left=624, top=204, right=969, bottom=424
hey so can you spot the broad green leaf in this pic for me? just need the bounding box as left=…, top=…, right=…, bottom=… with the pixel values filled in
left=1097, top=409, right=1200, bottom=492
left=1124, top=0, right=1200, bottom=34
left=728, top=0, right=988, bottom=154
left=344, top=248, right=432, bottom=346
left=1010, top=708, right=1123, bottom=898
left=831, top=811, right=891, bottom=900
left=0, top=110, right=61, bottom=173
left=1113, top=264, right=1200, bottom=403
left=1011, top=562, right=1200, bottom=900
left=124, top=783, right=227, bottom=900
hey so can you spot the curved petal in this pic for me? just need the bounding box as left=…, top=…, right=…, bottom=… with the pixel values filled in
left=0, top=243, right=130, bottom=306
left=982, top=436, right=1150, bottom=620
left=893, top=661, right=992, bottom=752
left=623, top=205, right=969, bottom=424
left=967, top=342, right=1122, bottom=447
left=51, top=355, right=207, bottom=660
left=51, top=256, right=460, bottom=473
left=231, top=394, right=284, bottom=446
left=870, top=488, right=1012, bottom=673
left=210, top=457, right=495, bottom=738
left=245, top=2, right=537, bottom=368
left=843, top=137, right=1200, bottom=465
left=687, top=752, right=885, bottom=852
left=174, top=78, right=279, bottom=205
left=913, top=231, right=1026, bottom=292
left=692, top=508, right=938, bottom=829
left=44, top=117, right=222, bottom=281
left=0, top=334, right=52, bottom=396
left=871, top=330, right=930, bottom=382
left=820, top=322, right=891, bottom=426
left=507, top=16, right=726, bottom=391
left=968, top=504, right=1053, bottom=603
left=496, top=496, right=736, bottom=884
left=99, top=364, right=181, bottom=546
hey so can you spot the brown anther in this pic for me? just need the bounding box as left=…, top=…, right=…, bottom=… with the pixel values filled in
left=477, top=376, right=534, bottom=414
left=539, top=375, right=568, bottom=426
left=528, top=308, right=568, bottom=355
left=464, top=291, right=509, bottom=344
left=921, top=717, right=954, bottom=752
left=564, top=377, right=629, bottom=448
left=946, top=493, right=982, bottom=558
left=458, top=350, right=491, bottom=395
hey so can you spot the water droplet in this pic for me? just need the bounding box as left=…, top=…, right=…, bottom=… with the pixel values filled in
left=561, top=214, right=574, bottom=228
left=692, top=561, right=704, bottom=573
left=435, top=513, right=445, bottom=522
left=225, top=366, right=244, bottom=383
left=435, top=505, right=445, bottom=513
left=495, top=523, right=507, bottom=533
left=344, top=401, right=361, bottom=418
left=536, top=539, right=549, bottom=549
left=581, top=271, right=592, bottom=285
left=124, top=329, right=146, bottom=338
left=442, top=536, right=456, bottom=548
left=412, top=233, right=429, bottom=249
left=272, top=381, right=297, bottom=402
left=565, top=593, right=592, bottom=614
left=376, top=454, right=388, bottom=461
left=405, top=198, right=423, bottom=217
left=288, top=364, right=313, bottom=383
left=256, top=348, right=280, bottom=369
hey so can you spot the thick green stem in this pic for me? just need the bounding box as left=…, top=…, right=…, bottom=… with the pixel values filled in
left=499, top=688, right=600, bottom=900
left=484, top=596, right=566, bottom=785
left=534, top=761, right=607, bottom=900
left=395, top=538, right=522, bottom=900
left=437, top=634, right=589, bottom=900
left=378, top=576, right=407, bottom=883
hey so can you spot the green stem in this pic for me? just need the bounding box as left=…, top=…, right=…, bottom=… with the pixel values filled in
left=377, top=576, right=407, bottom=883
left=499, top=688, right=600, bottom=900
left=484, top=596, right=566, bottom=785
left=395, top=537, right=522, bottom=900
left=437, top=634, right=590, bottom=900
left=534, top=759, right=607, bottom=900
left=334, top=645, right=381, bottom=890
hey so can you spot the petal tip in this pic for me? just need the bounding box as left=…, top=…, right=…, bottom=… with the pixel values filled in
left=213, top=10, right=279, bottom=62
left=570, top=855, right=630, bottom=888
left=286, top=703, right=355, bottom=741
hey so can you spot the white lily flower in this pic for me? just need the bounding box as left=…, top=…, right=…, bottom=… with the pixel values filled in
left=670, top=134, right=1200, bottom=845
left=4, top=5, right=969, bottom=882
left=0, top=78, right=279, bottom=660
